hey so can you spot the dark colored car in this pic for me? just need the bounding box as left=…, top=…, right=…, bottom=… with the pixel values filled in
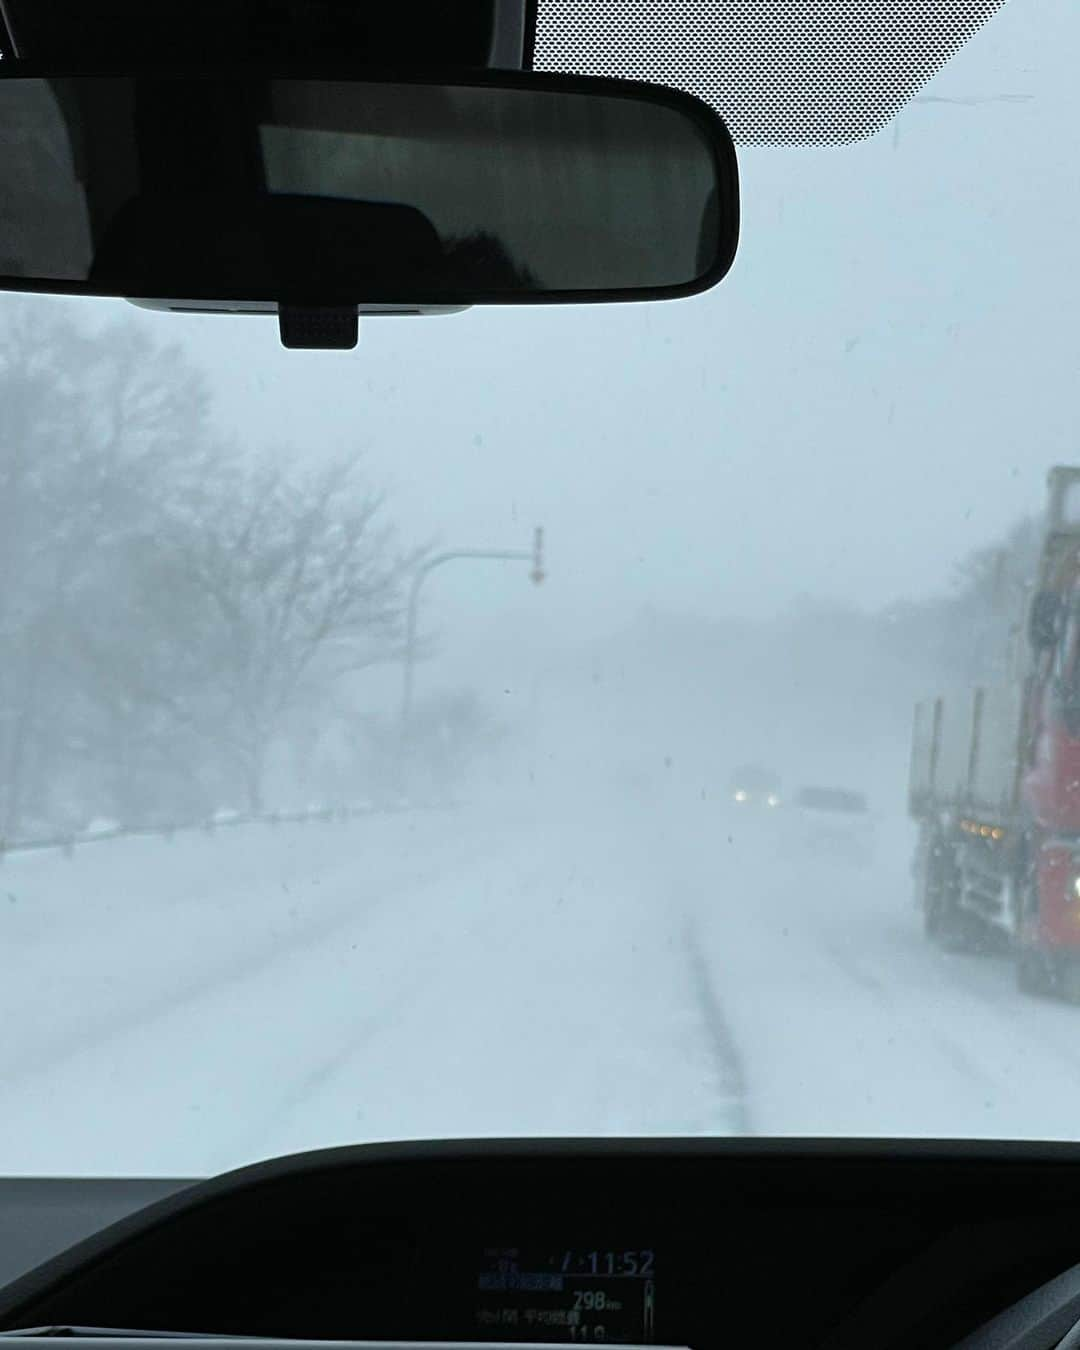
left=792, top=785, right=874, bottom=864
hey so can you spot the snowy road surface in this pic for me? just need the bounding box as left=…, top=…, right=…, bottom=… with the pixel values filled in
left=4, top=793, right=1080, bottom=1176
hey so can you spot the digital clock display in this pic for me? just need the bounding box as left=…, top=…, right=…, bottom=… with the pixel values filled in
left=475, top=1247, right=656, bottom=1343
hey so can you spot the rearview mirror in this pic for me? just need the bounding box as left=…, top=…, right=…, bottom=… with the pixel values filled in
left=0, top=70, right=738, bottom=324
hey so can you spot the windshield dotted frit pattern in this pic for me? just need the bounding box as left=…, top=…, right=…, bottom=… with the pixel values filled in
left=532, top=0, right=1007, bottom=144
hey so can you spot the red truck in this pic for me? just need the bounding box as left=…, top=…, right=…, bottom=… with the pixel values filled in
left=909, top=465, right=1080, bottom=997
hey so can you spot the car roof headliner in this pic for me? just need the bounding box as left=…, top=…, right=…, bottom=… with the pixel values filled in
left=0, top=0, right=1011, bottom=144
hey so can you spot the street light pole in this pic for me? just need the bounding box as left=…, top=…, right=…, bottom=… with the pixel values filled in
left=399, top=527, right=544, bottom=758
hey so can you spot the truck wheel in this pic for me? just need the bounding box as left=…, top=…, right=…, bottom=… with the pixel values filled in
left=1016, top=945, right=1053, bottom=996
left=1060, top=962, right=1080, bottom=1005
left=921, top=834, right=954, bottom=942
left=941, top=908, right=987, bottom=954
left=923, top=836, right=982, bottom=951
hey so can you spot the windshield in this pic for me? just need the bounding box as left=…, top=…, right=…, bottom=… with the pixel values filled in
left=2, top=0, right=1077, bottom=1177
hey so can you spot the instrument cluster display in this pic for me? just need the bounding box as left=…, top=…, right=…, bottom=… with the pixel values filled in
left=475, top=1247, right=656, bottom=1343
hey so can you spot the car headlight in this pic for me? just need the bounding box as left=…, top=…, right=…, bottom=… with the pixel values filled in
left=766, top=793, right=781, bottom=808
left=733, top=789, right=748, bottom=803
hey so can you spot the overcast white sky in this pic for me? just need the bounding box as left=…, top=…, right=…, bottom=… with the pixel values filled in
left=106, top=0, right=1077, bottom=696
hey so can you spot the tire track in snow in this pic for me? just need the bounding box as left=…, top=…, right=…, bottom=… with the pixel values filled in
left=200, top=831, right=722, bottom=1166
left=786, top=867, right=1080, bottom=1123
left=2, top=834, right=502, bottom=1089
left=822, top=939, right=890, bottom=997
left=682, top=915, right=751, bottom=1135
left=221, top=1001, right=418, bottom=1168
left=842, top=906, right=1080, bottom=1083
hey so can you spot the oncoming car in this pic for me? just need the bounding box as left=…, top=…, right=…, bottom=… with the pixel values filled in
left=729, top=763, right=782, bottom=808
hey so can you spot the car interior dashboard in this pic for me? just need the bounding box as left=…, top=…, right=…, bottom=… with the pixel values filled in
left=5, top=1140, right=1080, bottom=1349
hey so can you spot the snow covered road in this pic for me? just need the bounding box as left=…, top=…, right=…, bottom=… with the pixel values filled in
left=5, top=793, right=1080, bottom=1177
left=691, top=805, right=1080, bottom=1141
left=0, top=800, right=733, bottom=1175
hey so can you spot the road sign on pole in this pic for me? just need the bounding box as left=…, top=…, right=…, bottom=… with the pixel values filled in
left=398, top=529, right=547, bottom=770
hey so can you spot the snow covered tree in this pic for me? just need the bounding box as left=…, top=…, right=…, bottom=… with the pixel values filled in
left=0, top=298, right=414, bottom=835
left=0, top=299, right=214, bottom=836
left=150, top=454, right=415, bottom=812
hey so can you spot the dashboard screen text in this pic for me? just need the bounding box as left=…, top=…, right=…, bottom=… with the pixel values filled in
left=475, top=1247, right=656, bottom=1343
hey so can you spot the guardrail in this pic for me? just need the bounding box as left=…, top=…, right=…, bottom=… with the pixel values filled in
left=0, top=798, right=423, bottom=863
